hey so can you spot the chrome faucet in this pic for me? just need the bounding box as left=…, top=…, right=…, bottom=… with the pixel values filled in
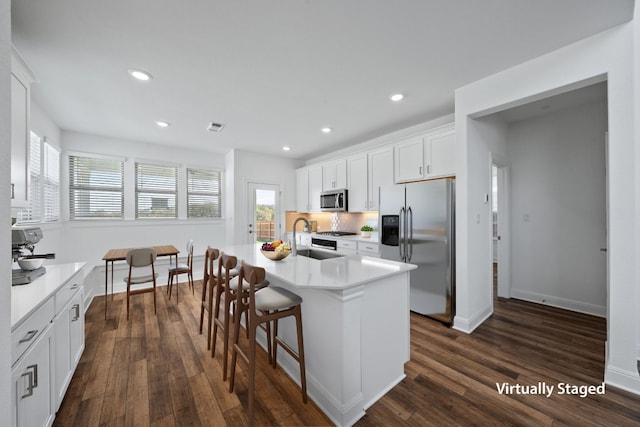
left=291, top=217, right=310, bottom=256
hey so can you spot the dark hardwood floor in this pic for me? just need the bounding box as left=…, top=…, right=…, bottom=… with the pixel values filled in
left=54, top=279, right=640, bottom=426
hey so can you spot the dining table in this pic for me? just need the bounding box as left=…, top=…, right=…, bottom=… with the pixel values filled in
left=102, top=244, right=179, bottom=318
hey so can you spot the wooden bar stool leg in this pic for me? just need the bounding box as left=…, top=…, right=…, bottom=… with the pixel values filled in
left=295, top=306, right=307, bottom=402
left=248, top=322, right=257, bottom=426
left=272, top=318, right=279, bottom=368
left=221, top=294, right=233, bottom=380
left=228, top=300, right=243, bottom=394
left=211, top=284, right=222, bottom=356
left=206, top=278, right=215, bottom=350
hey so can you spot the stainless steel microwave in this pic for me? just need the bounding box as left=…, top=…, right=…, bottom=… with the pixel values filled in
left=320, top=189, right=348, bottom=211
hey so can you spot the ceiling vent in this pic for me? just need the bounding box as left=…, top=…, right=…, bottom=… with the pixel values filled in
left=207, top=122, right=225, bottom=133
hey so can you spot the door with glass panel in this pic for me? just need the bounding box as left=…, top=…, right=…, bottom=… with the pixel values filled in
left=247, top=182, right=280, bottom=244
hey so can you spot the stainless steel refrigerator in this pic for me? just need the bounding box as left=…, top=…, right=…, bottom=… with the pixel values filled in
left=379, top=178, right=455, bottom=324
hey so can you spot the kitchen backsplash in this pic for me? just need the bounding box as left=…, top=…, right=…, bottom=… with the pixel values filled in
left=285, top=211, right=378, bottom=233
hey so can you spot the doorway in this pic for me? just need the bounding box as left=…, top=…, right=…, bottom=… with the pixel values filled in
left=491, top=162, right=510, bottom=300
left=247, top=182, right=281, bottom=244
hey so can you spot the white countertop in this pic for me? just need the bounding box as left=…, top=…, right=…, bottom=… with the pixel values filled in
left=12, top=262, right=86, bottom=330
left=218, top=244, right=414, bottom=290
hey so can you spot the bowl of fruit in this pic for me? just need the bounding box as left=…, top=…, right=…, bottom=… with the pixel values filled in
left=260, top=240, right=292, bottom=260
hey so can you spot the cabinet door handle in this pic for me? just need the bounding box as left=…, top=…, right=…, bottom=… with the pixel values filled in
left=27, top=364, right=38, bottom=388
left=427, top=165, right=431, bottom=174
left=419, top=166, right=423, bottom=176
left=11, top=183, right=15, bottom=200
left=71, top=304, right=81, bottom=321
left=70, top=283, right=80, bottom=290
left=21, top=370, right=34, bottom=398
left=19, top=329, right=38, bottom=344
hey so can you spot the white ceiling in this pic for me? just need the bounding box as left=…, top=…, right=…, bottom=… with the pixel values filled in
left=11, top=0, right=634, bottom=160
left=497, top=81, right=608, bottom=123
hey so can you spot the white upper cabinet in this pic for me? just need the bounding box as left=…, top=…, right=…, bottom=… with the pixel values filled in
left=11, top=49, right=35, bottom=209
left=322, top=159, right=347, bottom=191
left=347, top=154, right=368, bottom=212
left=425, top=127, right=456, bottom=179
left=296, top=167, right=310, bottom=213
left=393, top=135, right=424, bottom=183
left=367, top=147, right=393, bottom=211
left=308, top=165, right=323, bottom=212
left=297, top=165, right=323, bottom=212
left=394, top=124, right=455, bottom=183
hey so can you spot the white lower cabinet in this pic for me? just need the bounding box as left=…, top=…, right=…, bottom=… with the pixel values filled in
left=357, top=241, right=380, bottom=257
left=12, top=325, right=55, bottom=427
left=336, top=239, right=357, bottom=255
left=53, top=284, right=84, bottom=410
left=11, top=263, right=86, bottom=427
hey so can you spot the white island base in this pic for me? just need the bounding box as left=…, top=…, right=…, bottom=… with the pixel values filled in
left=266, top=274, right=410, bottom=426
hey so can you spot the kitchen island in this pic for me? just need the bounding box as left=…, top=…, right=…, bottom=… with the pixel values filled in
left=216, top=244, right=416, bottom=427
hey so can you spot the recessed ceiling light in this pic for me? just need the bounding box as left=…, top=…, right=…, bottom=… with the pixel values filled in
left=390, top=93, right=404, bottom=102
left=282, top=146, right=291, bottom=151
left=321, top=127, right=332, bottom=134
left=128, top=69, right=152, bottom=81
left=156, top=121, right=170, bottom=128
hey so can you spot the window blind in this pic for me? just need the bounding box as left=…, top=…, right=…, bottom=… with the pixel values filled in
left=187, top=168, right=221, bottom=218
left=16, top=132, right=42, bottom=222
left=135, top=163, right=177, bottom=218
left=16, top=133, right=61, bottom=223
left=43, top=143, right=60, bottom=222
left=69, top=155, right=124, bottom=219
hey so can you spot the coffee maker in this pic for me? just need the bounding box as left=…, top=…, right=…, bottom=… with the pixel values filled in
left=12, top=227, right=55, bottom=286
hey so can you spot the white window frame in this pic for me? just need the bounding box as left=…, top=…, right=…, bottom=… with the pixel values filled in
left=68, top=153, right=124, bottom=219
left=186, top=168, right=222, bottom=219
left=135, top=162, right=178, bottom=219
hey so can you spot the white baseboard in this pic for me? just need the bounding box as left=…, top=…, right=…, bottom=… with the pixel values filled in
left=453, top=304, right=493, bottom=334
left=510, top=288, right=606, bottom=317
left=83, top=255, right=206, bottom=298
left=605, top=364, right=640, bottom=395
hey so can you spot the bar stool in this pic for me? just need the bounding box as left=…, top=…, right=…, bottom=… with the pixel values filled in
left=212, top=252, right=269, bottom=380
left=228, top=261, right=307, bottom=426
left=198, top=246, right=219, bottom=350
left=211, top=252, right=239, bottom=381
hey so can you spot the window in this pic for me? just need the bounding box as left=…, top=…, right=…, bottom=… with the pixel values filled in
left=69, top=155, right=124, bottom=219
left=187, top=168, right=222, bottom=218
left=16, top=132, right=60, bottom=223
left=136, top=163, right=177, bottom=218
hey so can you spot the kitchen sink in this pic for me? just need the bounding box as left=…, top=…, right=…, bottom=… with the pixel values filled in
left=296, top=249, right=344, bottom=260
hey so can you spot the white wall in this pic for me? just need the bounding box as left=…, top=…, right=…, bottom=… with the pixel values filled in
left=454, top=114, right=509, bottom=325
left=455, top=22, right=638, bottom=394
left=508, top=101, right=607, bottom=315
left=227, top=149, right=300, bottom=244
left=31, top=100, right=61, bottom=150
left=0, top=0, right=12, bottom=416
left=33, top=130, right=229, bottom=302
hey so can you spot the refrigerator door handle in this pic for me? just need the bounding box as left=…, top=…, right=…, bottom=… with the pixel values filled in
left=399, top=206, right=405, bottom=261
left=407, top=206, right=413, bottom=261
